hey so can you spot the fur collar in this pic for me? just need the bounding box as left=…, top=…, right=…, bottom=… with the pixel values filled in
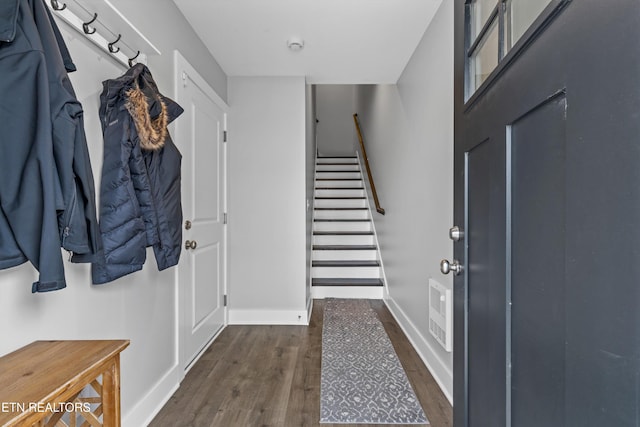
left=125, top=85, right=168, bottom=151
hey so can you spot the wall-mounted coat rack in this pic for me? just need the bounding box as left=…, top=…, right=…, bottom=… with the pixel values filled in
left=47, top=0, right=161, bottom=68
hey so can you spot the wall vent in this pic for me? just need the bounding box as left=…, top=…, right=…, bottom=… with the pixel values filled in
left=429, top=278, right=452, bottom=352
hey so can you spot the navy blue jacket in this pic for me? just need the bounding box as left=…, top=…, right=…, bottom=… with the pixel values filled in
left=93, top=64, right=183, bottom=284
left=0, top=0, right=101, bottom=292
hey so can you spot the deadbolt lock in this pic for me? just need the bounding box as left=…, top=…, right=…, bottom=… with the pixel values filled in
left=184, top=220, right=192, bottom=230
left=449, top=226, right=464, bottom=242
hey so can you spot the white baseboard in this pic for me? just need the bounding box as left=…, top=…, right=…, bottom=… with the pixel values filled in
left=384, top=297, right=453, bottom=404
left=228, top=309, right=309, bottom=325
left=122, top=363, right=181, bottom=427
left=312, top=286, right=384, bottom=299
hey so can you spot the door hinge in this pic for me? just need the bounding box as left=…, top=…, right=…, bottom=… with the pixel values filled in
left=223, top=295, right=228, bottom=306
left=223, top=130, right=227, bottom=142
left=223, top=212, right=228, bottom=224
left=181, top=71, right=188, bottom=87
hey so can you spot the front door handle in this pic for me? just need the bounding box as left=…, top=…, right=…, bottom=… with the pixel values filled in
left=440, top=259, right=462, bottom=275
left=185, top=240, right=198, bottom=250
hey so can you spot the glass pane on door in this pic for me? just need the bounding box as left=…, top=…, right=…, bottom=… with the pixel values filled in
left=469, top=0, right=499, bottom=41
left=469, top=19, right=499, bottom=93
left=506, top=0, right=554, bottom=52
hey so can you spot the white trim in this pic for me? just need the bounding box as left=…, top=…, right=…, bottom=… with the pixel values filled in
left=307, top=132, right=319, bottom=322
left=384, top=296, right=453, bottom=404
left=306, top=298, right=314, bottom=324
left=223, top=123, right=229, bottom=329
left=173, top=269, right=181, bottom=380
left=48, top=0, right=160, bottom=69
left=355, top=151, right=390, bottom=299
left=173, top=50, right=229, bottom=375
left=228, top=309, right=309, bottom=325
left=122, top=363, right=180, bottom=427
left=174, top=51, right=229, bottom=112
left=312, top=286, right=384, bottom=300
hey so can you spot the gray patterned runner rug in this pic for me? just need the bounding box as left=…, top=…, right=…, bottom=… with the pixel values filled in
left=320, top=299, right=429, bottom=424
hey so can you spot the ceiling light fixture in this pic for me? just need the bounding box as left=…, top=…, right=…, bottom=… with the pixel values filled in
left=287, top=37, right=305, bottom=52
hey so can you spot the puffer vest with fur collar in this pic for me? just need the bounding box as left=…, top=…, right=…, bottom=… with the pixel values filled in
left=93, top=64, right=184, bottom=285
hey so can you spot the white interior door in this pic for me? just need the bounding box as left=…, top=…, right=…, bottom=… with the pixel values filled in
left=174, top=52, right=227, bottom=372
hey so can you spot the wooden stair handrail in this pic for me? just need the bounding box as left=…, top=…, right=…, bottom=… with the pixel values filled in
left=353, top=113, right=385, bottom=215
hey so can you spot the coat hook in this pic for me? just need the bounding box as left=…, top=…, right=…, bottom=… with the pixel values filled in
left=82, top=13, right=98, bottom=35
left=108, top=34, right=121, bottom=54
left=128, top=51, right=140, bottom=68
left=50, top=0, right=67, bottom=11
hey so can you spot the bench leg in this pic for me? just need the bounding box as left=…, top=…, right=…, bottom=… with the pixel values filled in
left=101, top=356, right=121, bottom=427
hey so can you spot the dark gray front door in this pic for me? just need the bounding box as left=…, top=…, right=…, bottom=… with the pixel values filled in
left=452, top=1, right=640, bottom=426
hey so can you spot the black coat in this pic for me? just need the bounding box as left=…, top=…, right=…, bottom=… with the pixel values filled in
left=0, top=0, right=101, bottom=292
left=93, top=64, right=183, bottom=284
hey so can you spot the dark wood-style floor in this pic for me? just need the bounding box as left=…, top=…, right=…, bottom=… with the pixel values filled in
left=150, top=299, right=453, bottom=427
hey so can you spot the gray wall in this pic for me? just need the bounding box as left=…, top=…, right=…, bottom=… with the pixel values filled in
left=227, top=77, right=308, bottom=324
left=316, top=85, right=357, bottom=156
left=354, top=0, right=454, bottom=401
left=0, top=2, right=228, bottom=426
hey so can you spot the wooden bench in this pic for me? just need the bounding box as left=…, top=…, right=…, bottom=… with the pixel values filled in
left=0, top=340, right=130, bottom=427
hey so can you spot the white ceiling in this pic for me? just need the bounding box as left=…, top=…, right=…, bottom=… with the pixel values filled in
left=173, top=0, right=443, bottom=84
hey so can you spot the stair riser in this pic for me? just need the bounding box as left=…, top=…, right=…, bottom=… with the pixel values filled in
left=314, top=199, right=366, bottom=208
left=313, top=235, right=375, bottom=245
left=316, top=172, right=362, bottom=180
left=312, top=250, right=378, bottom=261
left=312, top=266, right=380, bottom=278
left=316, top=158, right=357, bottom=164
left=316, top=180, right=363, bottom=188
left=315, top=189, right=365, bottom=198
left=316, top=164, right=360, bottom=172
left=314, top=210, right=370, bottom=220
left=311, top=286, right=384, bottom=299
left=313, top=222, right=372, bottom=232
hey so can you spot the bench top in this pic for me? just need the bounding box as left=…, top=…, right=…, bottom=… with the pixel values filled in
left=0, top=340, right=129, bottom=426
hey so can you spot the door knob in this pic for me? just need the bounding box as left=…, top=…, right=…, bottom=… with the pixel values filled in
left=449, top=226, right=464, bottom=241
left=185, top=240, right=197, bottom=250
left=440, top=259, right=462, bottom=275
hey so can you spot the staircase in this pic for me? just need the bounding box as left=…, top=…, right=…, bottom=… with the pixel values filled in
left=312, top=155, right=384, bottom=299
